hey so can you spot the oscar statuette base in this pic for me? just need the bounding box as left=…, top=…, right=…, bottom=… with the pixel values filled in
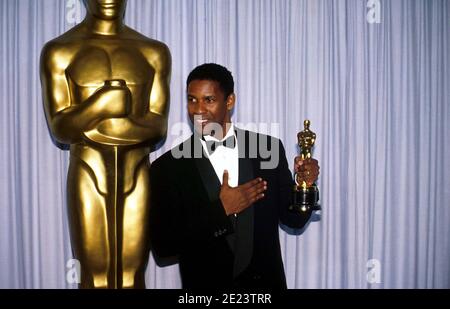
left=289, top=184, right=320, bottom=213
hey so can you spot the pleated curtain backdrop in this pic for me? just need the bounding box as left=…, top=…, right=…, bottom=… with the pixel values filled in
left=0, top=0, right=449, bottom=288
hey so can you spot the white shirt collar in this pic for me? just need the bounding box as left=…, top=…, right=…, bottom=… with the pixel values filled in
left=203, top=123, right=236, bottom=142
left=200, top=123, right=237, bottom=159
left=199, top=123, right=239, bottom=187
left=200, top=122, right=237, bottom=157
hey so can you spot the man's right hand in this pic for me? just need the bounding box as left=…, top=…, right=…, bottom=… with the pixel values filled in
left=219, top=170, right=267, bottom=216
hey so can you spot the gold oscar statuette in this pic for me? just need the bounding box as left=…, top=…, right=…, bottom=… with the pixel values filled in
left=290, top=120, right=320, bottom=213
left=40, top=0, right=171, bottom=288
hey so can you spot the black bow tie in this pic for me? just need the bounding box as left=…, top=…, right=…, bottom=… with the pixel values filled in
left=204, top=135, right=236, bottom=155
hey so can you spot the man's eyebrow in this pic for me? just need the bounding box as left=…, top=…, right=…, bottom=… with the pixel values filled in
left=187, top=94, right=216, bottom=99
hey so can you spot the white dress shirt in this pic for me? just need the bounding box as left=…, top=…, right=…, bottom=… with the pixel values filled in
left=200, top=123, right=239, bottom=188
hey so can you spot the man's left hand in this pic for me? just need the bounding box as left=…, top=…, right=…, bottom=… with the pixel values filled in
left=294, top=157, right=320, bottom=187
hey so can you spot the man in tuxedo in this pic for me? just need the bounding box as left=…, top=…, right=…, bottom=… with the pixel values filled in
left=149, top=63, right=319, bottom=288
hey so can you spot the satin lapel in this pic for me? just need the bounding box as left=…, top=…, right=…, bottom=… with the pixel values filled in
left=192, top=135, right=221, bottom=202
left=236, top=129, right=254, bottom=187
left=232, top=128, right=255, bottom=277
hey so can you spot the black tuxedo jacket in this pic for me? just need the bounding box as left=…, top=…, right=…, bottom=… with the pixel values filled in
left=149, top=129, right=312, bottom=288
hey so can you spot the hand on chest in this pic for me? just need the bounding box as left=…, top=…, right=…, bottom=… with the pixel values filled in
left=207, top=146, right=239, bottom=187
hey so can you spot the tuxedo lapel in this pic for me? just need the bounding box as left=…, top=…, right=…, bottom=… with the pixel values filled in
left=192, top=135, right=222, bottom=202
left=232, top=128, right=254, bottom=278
left=236, top=129, right=254, bottom=184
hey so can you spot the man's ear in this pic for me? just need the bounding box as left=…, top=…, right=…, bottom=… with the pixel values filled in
left=226, top=93, right=236, bottom=111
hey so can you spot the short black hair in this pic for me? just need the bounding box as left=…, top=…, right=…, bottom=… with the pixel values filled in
left=186, top=63, right=234, bottom=98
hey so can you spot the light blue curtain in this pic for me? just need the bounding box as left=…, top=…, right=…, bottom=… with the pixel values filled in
left=0, top=0, right=449, bottom=288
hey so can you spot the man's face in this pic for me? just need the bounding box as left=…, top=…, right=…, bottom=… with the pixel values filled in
left=187, top=80, right=235, bottom=138
left=85, top=0, right=127, bottom=20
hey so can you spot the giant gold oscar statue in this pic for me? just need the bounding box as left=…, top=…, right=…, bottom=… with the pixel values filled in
left=40, top=0, right=171, bottom=288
